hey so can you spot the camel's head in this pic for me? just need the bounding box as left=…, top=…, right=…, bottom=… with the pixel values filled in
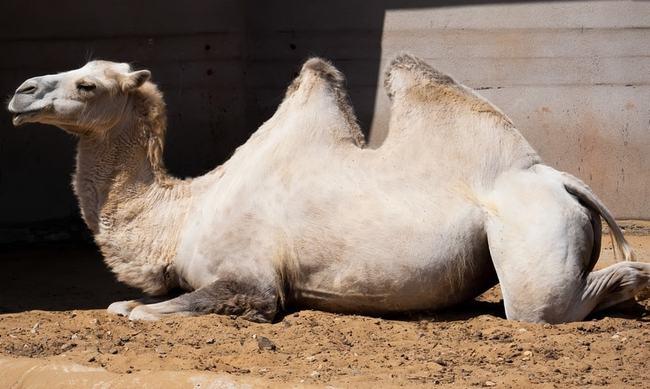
left=7, top=60, right=151, bottom=135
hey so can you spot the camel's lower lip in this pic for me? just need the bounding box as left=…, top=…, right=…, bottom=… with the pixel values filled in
left=11, top=110, right=40, bottom=126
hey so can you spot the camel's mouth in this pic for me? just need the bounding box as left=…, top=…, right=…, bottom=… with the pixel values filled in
left=11, top=109, right=42, bottom=126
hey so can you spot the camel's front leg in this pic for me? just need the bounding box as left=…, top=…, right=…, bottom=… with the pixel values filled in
left=127, top=279, right=279, bottom=323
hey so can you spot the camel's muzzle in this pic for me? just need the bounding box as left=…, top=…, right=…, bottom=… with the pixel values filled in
left=7, top=77, right=52, bottom=126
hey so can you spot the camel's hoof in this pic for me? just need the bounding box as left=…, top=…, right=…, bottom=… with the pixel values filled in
left=128, top=306, right=161, bottom=321
left=107, top=300, right=138, bottom=316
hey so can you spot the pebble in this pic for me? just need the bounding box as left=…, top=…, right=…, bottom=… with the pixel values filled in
left=484, top=380, right=497, bottom=387
left=253, top=335, right=277, bottom=351
left=30, top=322, right=40, bottom=334
left=205, top=338, right=216, bottom=344
left=310, top=371, right=321, bottom=378
left=60, top=342, right=76, bottom=351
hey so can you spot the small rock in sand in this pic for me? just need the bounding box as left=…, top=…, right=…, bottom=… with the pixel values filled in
left=253, top=335, right=277, bottom=351
left=60, top=342, right=76, bottom=351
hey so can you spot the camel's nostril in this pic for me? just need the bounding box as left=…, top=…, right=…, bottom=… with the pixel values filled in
left=16, top=84, right=37, bottom=95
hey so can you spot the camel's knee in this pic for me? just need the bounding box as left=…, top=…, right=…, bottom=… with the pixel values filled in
left=504, top=262, right=649, bottom=324
left=186, top=279, right=279, bottom=322
left=585, top=261, right=650, bottom=312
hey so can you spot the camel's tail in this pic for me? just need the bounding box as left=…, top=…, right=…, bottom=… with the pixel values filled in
left=551, top=168, right=635, bottom=263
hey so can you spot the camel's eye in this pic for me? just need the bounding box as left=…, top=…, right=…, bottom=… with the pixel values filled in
left=77, top=82, right=96, bottom=92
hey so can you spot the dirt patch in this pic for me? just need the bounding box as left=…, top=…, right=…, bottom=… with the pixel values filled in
left=0, top=235, right=649, bottom=388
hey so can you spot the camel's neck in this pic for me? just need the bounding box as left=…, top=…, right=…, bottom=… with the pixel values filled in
left=73, top=92, right=192, bottom=294
left=75, top=124, right=165, bottom=230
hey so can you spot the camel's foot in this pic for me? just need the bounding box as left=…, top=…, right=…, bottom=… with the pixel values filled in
left=128, top=303, right=192, bottom=321
left=107, top=296, right=168, bottom=317
left=107, top=300, right=142, bottom=317
left=586, top=261, right=650, bottom=313
left=126, top=279, right=278, bottom=323
left=127, top=298, right=192, bottom=321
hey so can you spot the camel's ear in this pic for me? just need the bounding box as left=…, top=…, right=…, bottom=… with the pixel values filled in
left=120, top=70, right=151, bottom=91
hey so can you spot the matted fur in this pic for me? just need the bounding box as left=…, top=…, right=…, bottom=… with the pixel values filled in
left=132, top=82, right=171, bottom=184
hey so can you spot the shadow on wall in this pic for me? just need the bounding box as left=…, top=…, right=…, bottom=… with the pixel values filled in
left=0, top=0, right=565, bottom=238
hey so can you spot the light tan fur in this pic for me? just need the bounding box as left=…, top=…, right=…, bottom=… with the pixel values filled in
left=7, top=55, right=646, bottom=323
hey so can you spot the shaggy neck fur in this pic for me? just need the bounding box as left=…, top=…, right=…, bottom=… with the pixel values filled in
left=73, top=83, right=191, bottom=295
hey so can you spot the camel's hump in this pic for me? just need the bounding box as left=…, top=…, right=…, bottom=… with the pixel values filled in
left=286, top=57, right=346, bottom=96
left=384, top=54, right=510, bottom=123
left=283, top=57, right=365, bottom=147
left=384, top=54, right=455, bottom=99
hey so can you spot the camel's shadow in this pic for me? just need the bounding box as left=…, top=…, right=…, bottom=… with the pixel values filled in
left=1, top=246, right=646, bottom=323
left=0, top=246, right=140, bottom=313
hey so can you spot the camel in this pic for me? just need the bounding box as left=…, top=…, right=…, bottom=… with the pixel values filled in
left=7, top=55, right=649, bottom=324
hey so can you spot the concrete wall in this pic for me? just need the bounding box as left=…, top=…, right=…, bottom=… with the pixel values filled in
left=371, top=1, right=650, bottom=219
left=0, top=1, right=647, bottom=239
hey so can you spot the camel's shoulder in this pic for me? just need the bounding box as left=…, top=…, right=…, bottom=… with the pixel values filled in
left=384, top=54, right=511, bottom=123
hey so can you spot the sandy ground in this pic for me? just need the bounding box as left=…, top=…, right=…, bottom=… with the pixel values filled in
left=1, top=228, right=649, bottom=388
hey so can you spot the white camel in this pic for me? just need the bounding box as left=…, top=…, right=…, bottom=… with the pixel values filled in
left=7, top=55, right=648, bottom=323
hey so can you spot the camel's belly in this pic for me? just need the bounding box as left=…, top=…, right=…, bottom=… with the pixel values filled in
left=293, top=254, right=496, bottom=313
left=291, top=222, right=497, bottom=313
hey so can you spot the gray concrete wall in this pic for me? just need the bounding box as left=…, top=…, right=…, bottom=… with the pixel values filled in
left=371, top=1, right=650, bottom=219
left=0, top=1, right=647, bottom=239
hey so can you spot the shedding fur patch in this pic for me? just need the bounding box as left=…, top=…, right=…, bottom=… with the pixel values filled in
left=131, top=82, right=172, bottom=185
left=272, top=242, right=301, bottom=309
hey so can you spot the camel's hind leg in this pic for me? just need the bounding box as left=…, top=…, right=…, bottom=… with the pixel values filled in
left=584, top=261, right=649, bottom=312
left=485, top=167, right=648, bottom=323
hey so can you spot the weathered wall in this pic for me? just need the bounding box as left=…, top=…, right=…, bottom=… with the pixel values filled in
left=371, top=1, right=650, bottom=219
left=0, top=1, right=647, bottom=239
